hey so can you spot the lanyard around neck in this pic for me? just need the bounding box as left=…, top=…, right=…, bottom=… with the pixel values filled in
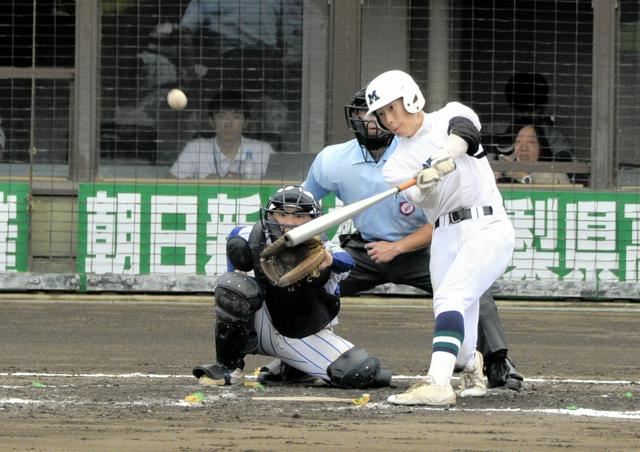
left=213, top=138, right=245, bottom=177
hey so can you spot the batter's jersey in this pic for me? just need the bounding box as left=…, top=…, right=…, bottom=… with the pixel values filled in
left=303, top=138, right=427, bottom=242
left=382, top=102, right=505, bottom=222
left=227, top=225, right=353, bottom=297
left=169, top=136, right=273, bottom=179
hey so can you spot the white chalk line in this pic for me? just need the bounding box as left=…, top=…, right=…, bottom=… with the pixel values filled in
left=0, top=371, right=636, bottom=385
left=0, top=397, right=193, bottom=408
left=1, top=396, right=638, bottom=420
left=360, top=403, right=640, bottom=420
left=0, top=371, right=192, bottom=379
left=1, top=373, right=637, bottom=420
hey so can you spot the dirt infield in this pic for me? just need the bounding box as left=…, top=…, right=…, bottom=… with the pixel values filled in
left=1, top=296, right=639, bottom=451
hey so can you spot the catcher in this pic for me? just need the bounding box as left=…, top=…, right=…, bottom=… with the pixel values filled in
left=193, top=185, right=392, bottom=388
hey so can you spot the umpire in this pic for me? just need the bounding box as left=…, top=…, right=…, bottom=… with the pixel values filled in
left=302, top=88, right=523, bottom=390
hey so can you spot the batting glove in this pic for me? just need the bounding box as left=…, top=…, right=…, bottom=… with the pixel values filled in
left=415, top=154, right=456, bottom=193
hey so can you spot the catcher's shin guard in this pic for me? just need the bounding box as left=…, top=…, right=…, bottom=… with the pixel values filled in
left=214, top=318, right=254, bottom=370
left=213, top=272, right=262, bottom=369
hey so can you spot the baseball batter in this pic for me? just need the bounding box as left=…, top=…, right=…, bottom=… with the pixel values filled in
left=193, top=185, right=392, bottom=389
left=366, top=70, right=515, bottom=406
left=299, top=88, right=522, bottom=390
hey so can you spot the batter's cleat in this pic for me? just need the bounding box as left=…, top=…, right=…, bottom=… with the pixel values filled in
left=192, top=363, right=245, bottom=386
left=387, top=375, right=456, bottom=406
left=257, top=359, right=325, bottom=386
left=485, top=351, right=524, bottom=391
left=458, top=350, right=488, bottom=397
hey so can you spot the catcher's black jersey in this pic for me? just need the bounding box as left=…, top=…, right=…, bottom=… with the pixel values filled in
left=248, top=223, right=340, bottom=339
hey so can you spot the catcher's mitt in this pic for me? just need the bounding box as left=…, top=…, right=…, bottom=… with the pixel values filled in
left=260, top=236, right=326, bottom=287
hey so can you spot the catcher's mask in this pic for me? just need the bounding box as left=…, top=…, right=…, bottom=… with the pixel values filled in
left=261, top=185, right=322, bottom=242
left=344, top=88, right=394, bottom=162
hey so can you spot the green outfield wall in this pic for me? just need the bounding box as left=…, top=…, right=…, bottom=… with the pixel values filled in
left=1, top=182, right=639, bottom=298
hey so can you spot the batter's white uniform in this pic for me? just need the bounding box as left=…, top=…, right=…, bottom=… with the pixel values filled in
left=382, top=102, right=515, bottom=370
left=231, top=225, right=355, bottom=380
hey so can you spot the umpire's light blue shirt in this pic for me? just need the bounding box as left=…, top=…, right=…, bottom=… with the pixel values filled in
left=304, top=138, right=427, bottom=243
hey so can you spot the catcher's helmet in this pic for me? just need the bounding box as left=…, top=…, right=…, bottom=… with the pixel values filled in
left=365, top=70, right=425, bottom=123
left=261, top=185, right=322, bottom=241
left=344, top=88, right=394, bottom=158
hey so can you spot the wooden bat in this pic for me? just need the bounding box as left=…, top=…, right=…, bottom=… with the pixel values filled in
left=251, top=394, right=370, bottom=406
left=261, top=178, right=417, bottom=257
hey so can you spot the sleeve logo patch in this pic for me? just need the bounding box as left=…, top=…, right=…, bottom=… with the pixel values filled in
left=399, top=201, right=416, bottom=216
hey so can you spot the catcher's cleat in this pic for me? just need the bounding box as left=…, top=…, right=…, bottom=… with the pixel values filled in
left=192, top=363, right=245, bottom=386
left=458, top=350, right=487, bottom=397
left=486, top=353, right=523, bottom=391
left=387, top=376, right=456, bottom=406
left=257, top=359, right=325, bottom=386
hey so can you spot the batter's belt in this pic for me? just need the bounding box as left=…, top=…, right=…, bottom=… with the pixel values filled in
left=435, top=206, right=493, bottom=229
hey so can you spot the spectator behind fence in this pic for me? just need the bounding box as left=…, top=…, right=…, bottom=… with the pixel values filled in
left=491, top=72, right=574, bottom=162
left=494, top=124, right=571, bottom=185
left=173, top=1, right=302, bottom=151
left=178, top=0, right=300, bottom=97
left=169, top=91, right=274, bottom=179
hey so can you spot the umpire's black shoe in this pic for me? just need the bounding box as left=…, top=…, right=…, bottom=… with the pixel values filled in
left=485, top=351, right=523, bottom=391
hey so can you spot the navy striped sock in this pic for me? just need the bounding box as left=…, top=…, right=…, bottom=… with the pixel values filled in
left=432, top=310, right=465, bottom=356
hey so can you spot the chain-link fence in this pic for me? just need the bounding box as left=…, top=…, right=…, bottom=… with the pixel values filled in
left=0, top=1, right=638, bottom=298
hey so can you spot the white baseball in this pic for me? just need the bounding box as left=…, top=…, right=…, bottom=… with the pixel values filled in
left=167, top=88, right=188, bottom=110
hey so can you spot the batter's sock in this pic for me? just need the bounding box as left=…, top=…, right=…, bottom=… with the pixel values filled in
left=427, top=310, right=465, bottom=387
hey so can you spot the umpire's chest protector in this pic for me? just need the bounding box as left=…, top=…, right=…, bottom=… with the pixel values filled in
left=248, top=223, right=340, bottom=339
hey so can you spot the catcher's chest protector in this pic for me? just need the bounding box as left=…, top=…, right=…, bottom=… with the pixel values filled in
left=248, top=223, right=340, bottom=338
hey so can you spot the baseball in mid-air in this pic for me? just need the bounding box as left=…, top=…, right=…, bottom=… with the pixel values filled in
left=167, top=88, right=188, bottom=110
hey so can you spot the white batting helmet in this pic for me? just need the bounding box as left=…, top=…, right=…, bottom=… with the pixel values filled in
left=365, top=70, right=425, bottom=116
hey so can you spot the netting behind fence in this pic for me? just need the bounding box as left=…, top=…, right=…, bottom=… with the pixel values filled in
left=0, top=1, right=638, bottom=298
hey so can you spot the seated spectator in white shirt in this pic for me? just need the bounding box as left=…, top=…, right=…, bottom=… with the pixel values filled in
left=169, top=90, right=274, bottom=179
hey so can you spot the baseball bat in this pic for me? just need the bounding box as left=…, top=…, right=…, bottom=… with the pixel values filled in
left=252, top=393, right=370, bottom=406
left=283, top=178, right=417, bottom=248
left=251, top=396, right=355, bottom=403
